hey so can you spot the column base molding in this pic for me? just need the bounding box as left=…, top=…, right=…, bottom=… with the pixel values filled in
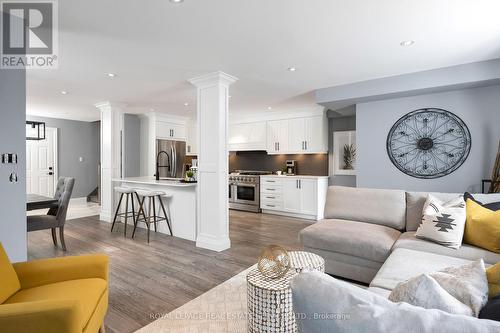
left=196, top=234, right=231, bottom=252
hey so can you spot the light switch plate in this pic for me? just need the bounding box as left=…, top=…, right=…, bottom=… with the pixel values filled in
left=2, top=153, right=18, bottom=164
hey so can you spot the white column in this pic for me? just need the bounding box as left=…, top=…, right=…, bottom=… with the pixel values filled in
left=95, top=102, right=125, bottom=222
left=189, top=71, right=238, bottom=252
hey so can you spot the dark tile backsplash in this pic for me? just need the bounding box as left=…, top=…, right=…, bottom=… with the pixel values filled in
left=229, top=151, right=328, bottom=176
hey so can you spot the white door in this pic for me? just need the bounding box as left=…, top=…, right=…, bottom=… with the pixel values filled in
left=26, top=127, right=57, bottom=197
left=304, top=116, right=326, bottom=152
left=170, top=123, right=186, bottom=140
left=299, top=179, right=317, bottom=215
left=288, top=118, right=306, bottom=152
left=283, top=178, right=300, bottom=213
left=267, top=120, right=282, bottom=153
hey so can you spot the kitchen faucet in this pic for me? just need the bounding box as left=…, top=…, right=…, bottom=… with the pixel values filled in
left=156, top=150, right=171, bottom=181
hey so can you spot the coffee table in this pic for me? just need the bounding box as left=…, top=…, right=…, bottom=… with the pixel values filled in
left=246, top=251, right=325, bottom=333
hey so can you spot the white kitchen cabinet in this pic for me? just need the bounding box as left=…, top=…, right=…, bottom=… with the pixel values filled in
left=156, top=121, right=186, bottom=140
left=304, top=116, right=327, bottom=152
left=288, top=118, right=305, bottom=152
left=287, top=116, right=327, bottom=153
left=228, top=121, right=266, bottom=151
left=283, top=178, right=301, bottom=213
left=266, top=116, right=327, bottom=154
left=267, top=120, right=289, bottom=154
left=186, top=124, right=198, bottom=155
left=260, top=175, right=329, bottom=220
left=299, top=179, right=318, bottom=215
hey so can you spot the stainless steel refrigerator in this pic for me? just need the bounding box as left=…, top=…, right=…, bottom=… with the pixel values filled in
left=156, top=139, right=186, bottom=178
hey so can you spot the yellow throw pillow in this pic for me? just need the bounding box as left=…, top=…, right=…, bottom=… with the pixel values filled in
left=464, top=199, right=500, bottom=253
left=487, top=263, right=500, bottom=298
left=0, top=243, right=21, bottom=303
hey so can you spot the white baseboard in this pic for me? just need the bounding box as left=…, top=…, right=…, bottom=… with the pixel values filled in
left=261, top=209, right=318, bottom=221
left=196, top=234, right=231, bottom=252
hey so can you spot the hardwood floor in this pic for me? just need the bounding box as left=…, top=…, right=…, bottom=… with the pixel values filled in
left=27, top=210, right=311, bottom=333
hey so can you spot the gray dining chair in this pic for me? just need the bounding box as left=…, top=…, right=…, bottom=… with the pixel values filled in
left=27, top=177, right=75, bottom=251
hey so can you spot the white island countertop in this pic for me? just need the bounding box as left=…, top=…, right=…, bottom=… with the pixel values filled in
left=112, top=177, right=197, bottom=187
left=260, top=174, right=329, bottom=179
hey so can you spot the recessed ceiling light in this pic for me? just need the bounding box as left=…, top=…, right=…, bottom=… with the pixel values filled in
left=287, top=67, right=297, bottom=72
left=107, top=73, right=116, bottom=77
left=184, top=102, right=189, bottom=106
left=60, top=91, right=68, bottom=95
left=170, top=0, right=184, bottom=3
left=400, top=40, right=415, bottom=47
left=267, top=106, right=273, bottom=110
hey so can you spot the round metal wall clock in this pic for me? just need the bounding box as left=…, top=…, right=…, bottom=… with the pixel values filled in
left=386, top=108, right=471, bottom=179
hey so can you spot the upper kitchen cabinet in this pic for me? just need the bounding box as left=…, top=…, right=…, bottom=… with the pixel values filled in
left=304, top=116, right=328, bottom=153
left=156, top=121, right=186, bottom=140
left=186, top=123, right=198, bottom=155
left=267, top=116, right=327, bottom=154
left=266, top=119, right=289, bottom=154
left=228, top=121, right=267, bottom=151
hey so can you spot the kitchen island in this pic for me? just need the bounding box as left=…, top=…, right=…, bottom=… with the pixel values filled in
left=112, top=177, right=197, bottom=241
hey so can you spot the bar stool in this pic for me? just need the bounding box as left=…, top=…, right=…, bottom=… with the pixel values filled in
left=111, top=186, right=138, bottom=236
left=132, top=189, right=172, bottom=243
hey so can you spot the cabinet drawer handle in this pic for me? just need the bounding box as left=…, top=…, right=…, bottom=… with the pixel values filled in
left=266, top=196, right=276, bottom=199
left=266, top=204, right=275, bottom=207
left=266, top=188, right=275, bottom=191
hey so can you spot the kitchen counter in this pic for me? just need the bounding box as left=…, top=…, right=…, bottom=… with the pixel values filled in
left=260, top=175, right=329, bottom=179
left=112, top=177, right=197, bottom=241
left=112, top=177, right=197, bottom=187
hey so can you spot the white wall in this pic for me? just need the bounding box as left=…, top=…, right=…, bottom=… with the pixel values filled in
left=357, top=85, right=500, bottom=193
left=0, top=68, right=27, bottom=262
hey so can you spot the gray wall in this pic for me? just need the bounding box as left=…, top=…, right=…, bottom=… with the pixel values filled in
left=123, top=114, right=141, bottom=177
left=0, top=68, right=27, bottom=262
left=27, top=116, right=100, bottom=198
left=357, top=85, right=500, bottom=193
left=329, top=115, right=356, bottom=187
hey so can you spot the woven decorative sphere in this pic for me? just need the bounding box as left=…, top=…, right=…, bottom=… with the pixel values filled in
left=257, top=245, right=290, bottom=279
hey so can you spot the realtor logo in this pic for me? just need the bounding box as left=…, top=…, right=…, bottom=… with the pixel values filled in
left=1, top=1, right=58, bottom=69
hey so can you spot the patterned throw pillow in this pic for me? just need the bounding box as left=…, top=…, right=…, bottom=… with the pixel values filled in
left=415, top=194, right=466, bottom=249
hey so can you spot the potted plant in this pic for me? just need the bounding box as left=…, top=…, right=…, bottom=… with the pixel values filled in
left=185, top=170, right=195, bottom=182
left=343, top=144, right=356, bottom=170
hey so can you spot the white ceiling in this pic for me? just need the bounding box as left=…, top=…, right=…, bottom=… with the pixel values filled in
left=26, top=0, right=500, bottom=122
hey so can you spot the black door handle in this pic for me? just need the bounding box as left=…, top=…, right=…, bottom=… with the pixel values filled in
left=48, top=172, right=53, bottom=175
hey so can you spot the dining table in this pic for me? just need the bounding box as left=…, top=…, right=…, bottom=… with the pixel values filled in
left=27, top=194, right=58, bottom=211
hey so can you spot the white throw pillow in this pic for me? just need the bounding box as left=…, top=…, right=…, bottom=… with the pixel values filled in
left=415, top=194, right=466, bottom=249
left=291, top=271, right=500, bottom=333
left=389, top=259, right=489, bottom=317
left=388, top=273, right=473, bottom=316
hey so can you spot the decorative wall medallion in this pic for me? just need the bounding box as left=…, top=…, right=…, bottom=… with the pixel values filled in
left=386, top=108, right=471, bottom=179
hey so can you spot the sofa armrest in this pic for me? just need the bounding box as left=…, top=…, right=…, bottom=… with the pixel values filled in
left=13, top=254, right=108, bottom=289
left=0, top=300, right=81, bottom=333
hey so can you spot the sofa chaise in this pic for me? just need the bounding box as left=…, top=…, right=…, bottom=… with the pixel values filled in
left=299, top=186, right=500, bottom=290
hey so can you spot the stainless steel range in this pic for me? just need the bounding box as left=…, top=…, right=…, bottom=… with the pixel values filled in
left=229, top=170, right=272, bottom=212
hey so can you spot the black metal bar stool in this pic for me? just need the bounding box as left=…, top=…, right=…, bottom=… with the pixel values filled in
left=111, top=186, right=139, bottom=236
left=132, top=189, right=172, bottom=243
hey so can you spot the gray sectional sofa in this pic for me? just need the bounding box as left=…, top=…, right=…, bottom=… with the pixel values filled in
left=299, top=186, right=500, bottom=292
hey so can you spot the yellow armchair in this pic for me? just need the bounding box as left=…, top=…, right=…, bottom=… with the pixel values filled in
left=0, top=244, right=109, bottom=333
